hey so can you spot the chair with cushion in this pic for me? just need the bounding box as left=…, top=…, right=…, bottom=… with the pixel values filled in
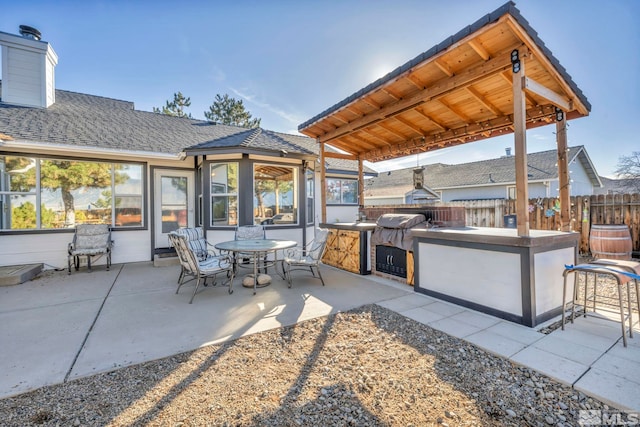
left=174, top=227, right=220, bottom=284
left=283, top=228, right=329, bottom=288
left=68, top=224, right=113, bottom=274
left=168, top=231, right=234, bottom=303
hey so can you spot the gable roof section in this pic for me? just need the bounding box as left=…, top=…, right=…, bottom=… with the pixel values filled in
left=366, top=146, right=601, bottom=195
left=299, top=2, right=590, bottom=163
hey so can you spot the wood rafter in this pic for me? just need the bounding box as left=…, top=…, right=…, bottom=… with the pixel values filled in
left=381, top=88, right=401, bottom=101
left=392, top=116, right=426, bottom=136
left=362, top=97, right=382, bottom=110
left=376, top=122, right=408, bottom=139
left=359, top=128, right=393, bottom=146
left=363, top=104, right=556, bottom=162
left=346, top=134, right=378, bottom=150
left=524, top=76, right=571, bottom=111
left=438, top=98, right=472, bottom=123
left=468, top=39, right=490, bottom=60
left=346, top=106, right=364, bottom=117
left=434, top=58, right=454, bottom=77
left=318, top=49, right=514, bottom=143
left=466, top=85, right=503, bottom=116
left=501, top=70, right=537, bottom=108
left=323, top=151, right=357, bottom=160
left=332, top=113, right=350, bottom=124
left=414, top=108, right=448, bottom=131
left=405, top=74, right=425, bottom=90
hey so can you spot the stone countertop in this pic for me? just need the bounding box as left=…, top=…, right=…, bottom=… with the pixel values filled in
left=411, top=226, right=580, bottom=248
left=319, top=222, right=377, bottom=231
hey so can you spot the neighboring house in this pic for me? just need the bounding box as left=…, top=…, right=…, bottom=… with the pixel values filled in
left=0, top=27, right=369, bottom=269
left=595, top=176, right=640, bottom=195
left=365, top=146, right=602, bottom=204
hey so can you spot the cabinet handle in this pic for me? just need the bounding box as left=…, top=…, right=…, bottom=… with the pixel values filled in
left=390, top=255, right=394, bottom=265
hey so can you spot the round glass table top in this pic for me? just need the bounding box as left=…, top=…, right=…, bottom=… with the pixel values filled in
left=214, top=239, right=297, bottom=253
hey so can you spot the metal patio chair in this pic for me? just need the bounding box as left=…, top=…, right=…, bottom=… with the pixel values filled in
left=168, top=231, right=234, bottom=303
left=234, top=224, right=267, bottom=273
left=283, top=228, right=329, bottom=288
left=67, top=224, right=113, bottom=274
left=173, top=227, right=220, bottom=284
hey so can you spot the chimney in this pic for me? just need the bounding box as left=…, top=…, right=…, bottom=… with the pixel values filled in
left=0, top=25, right=58, bottom=108
left=505, top=147, right=512, bottom=157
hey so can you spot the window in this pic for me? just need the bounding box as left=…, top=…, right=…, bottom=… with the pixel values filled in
left=326, top=178, right=358, bottom=204
left=306, top=169, right=314, bottom=225
left=0, top=155, right=143, bottom=230
left=254, top=163, right=298, bottom=225
left=507, top=185, right=516, bottom=200
left=210, top=162, right=238, bottom=226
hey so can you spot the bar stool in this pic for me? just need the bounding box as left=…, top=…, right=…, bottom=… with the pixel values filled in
left=562, top=264, right=634, bottom=347
left=590, top=259, right=640, bottom=316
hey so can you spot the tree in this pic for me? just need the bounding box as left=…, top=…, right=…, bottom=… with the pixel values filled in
left=615, top=151, right=640, bottom=192
left=204, top=94, right=261, bottom=128
left=153, top=92, right=193, bottom=118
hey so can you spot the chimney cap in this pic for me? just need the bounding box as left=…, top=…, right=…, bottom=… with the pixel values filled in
left=19, top=25, right=41, bottom=41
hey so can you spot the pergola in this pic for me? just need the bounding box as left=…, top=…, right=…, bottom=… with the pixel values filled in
left=299, top=2, right=590, bottom=236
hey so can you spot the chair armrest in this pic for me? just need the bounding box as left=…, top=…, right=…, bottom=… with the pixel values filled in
left=285, top=247, right=306, bottom=258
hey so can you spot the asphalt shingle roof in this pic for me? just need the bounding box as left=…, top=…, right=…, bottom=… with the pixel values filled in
left=367, top=146, right=590, bottom=196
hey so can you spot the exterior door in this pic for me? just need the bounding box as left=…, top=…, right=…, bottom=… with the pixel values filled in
left=154, top=169, right=194, bottom=249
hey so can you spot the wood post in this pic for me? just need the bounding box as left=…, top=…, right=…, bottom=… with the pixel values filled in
left=358, top=157, right=364, bottom=214
left=319, top=140, right=327, bottom=223
left=556, top=111, right=571, bottom=231
left=512, top=49, right=530, bottom=236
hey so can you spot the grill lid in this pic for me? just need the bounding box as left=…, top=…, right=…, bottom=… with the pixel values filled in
left=376, top=213, right=426, bottom=229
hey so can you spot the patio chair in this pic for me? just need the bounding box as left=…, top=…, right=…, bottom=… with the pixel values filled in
left=168, top=231, right=234, bottom=303
left=173, top=227, right=220, bottom=284
left=283, top=228, right=329, bottom=288
left=68, top=224, right=113, bottom=274
left=234, top=224, right=267, bottom=273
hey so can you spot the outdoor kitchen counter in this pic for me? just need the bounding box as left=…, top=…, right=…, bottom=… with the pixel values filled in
left=320, top=222, right=377, bottom=275
left=411, top=227, right=579, bottom=327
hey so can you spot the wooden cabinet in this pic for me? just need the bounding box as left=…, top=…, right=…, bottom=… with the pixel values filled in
left=321, top=223, right=374, bottom=275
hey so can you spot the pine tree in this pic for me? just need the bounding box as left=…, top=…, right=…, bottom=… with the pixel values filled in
left=204, top=94, right=261, bottom=128
left=153, top=92, right=193, bottom=118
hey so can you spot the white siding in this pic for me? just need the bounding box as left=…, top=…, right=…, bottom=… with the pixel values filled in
left=3, top=47, right=44, bottom=107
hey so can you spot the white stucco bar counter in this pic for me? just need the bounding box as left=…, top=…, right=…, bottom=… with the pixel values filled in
left=412, top=227, right=579, bottom=327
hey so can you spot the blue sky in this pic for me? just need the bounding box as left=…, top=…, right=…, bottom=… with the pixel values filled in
left=2, top=0, right=638, bottom=177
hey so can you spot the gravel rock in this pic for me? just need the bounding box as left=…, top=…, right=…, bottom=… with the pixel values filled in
left=0, top=304, right=629, bottom=426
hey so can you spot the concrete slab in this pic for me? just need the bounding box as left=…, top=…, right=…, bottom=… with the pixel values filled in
left=67, top=263, right=407, bottom=381
left=375, top=293, right=436, bottom=312
left=464, top=329, right=528, bottom=359
left=510, top=346, right=589, bottom=386
left=549, top=327, right=620, bottom=352
left=590, top=352, right=640, bottom=385
left=400, top=306, right=446, bottom=325
left=449, top=310, right=502, bottom=329
left=531, top=334, right=604, bottom=366
left=423, top=301, right=465, bottom=317
left=484, top=321, right=544, bottom=345
left=575, top=368, right=640, bottom=413
left=427, top=316, right=483, bottom=338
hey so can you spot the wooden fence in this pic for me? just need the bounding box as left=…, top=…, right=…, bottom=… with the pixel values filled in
left=439, top=194, right=640, bottom=256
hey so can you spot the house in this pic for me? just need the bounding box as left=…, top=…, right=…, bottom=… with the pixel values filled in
left=0, top=26, right=372, bottom=269
left=365, top=146, right=602, bottom=204
left=595, top=176, right=640, bottom=195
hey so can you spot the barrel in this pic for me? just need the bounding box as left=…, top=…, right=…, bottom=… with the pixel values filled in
left=589, top=224, right=633, bottom=260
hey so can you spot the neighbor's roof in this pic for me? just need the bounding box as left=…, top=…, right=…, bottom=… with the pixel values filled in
left=299, top=1, right=590, bottom=163
left=366, top=146, right=601, bottom=196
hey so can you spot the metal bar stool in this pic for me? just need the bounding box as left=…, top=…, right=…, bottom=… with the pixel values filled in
left=562, top=264, right=634, bottom=347
left=590, top=259, right=640, bottom=317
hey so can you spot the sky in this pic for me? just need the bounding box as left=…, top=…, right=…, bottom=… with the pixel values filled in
left=2, top=0, right=638, bottom=177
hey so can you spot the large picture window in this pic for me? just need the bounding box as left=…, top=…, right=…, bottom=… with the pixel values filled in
left=0, top=155, right=144, bottom=230
left=254, top=164, right=298, bottom=225
left=210, top=162, right=238, bottom=226
left=306, top=169, right=314, bottom=225
left=326, top=178, right=358, bottom=205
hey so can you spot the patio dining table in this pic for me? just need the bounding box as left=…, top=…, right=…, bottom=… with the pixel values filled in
left=214, top=239, right=297, bottom=294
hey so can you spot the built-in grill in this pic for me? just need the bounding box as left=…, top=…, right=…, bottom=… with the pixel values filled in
left=371, top=213, right=428, bottom=279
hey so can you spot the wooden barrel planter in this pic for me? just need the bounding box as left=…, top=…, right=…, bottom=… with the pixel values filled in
left=589, top=224, right=633, bottom=260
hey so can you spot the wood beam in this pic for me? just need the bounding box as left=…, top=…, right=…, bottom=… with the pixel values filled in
left=317, top=50, right=513, bottom=143
left=347, top=134, right=379, bottom=150
left=382, top=88, right=401, bottom=101
left=466, top=85, right=503, bottom=116
left=513, top=50, right=529, bottom=236
left=501, top=70, right=538, bottom=108
left=346, top=106, right=364, bottom=117
left=556, top=111, right=571, bottom=231
left=322, top=151, right=357, bottom=161
left=362, top=97, right=382, bottom=110
left=524, top=76, right=572, bottom=112
left=359, top=128, right=393, bottom=145
left=434, top=58, right=454, bottom=77
left=468, top=39, right=490, bottom=60
left=358, top=157, right=364, bottom=209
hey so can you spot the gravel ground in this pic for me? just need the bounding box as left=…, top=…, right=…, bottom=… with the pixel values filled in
left=0, top=304, right=627, bottom=427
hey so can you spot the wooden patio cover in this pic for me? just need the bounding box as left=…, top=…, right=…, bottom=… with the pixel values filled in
left=298, top=1, right=591, bottom=236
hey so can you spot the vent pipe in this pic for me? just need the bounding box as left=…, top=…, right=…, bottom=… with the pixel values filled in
left=19, top=25, right=42, bottom=41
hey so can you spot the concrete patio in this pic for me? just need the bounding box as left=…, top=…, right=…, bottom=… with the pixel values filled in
left=0, top=261, right=638, bottom=412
